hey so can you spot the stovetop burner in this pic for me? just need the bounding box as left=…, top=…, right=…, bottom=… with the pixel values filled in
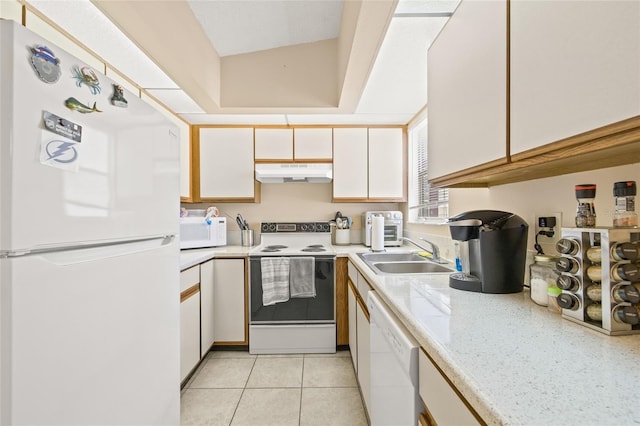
left=301, top=244, right=327, bottom=252
left=261, top=245, right=289, bottom=253
left=250, top=222, right=336, bottom=257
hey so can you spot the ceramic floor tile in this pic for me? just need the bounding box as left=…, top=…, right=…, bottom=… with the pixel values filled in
left=302, top=356, right=358, bottom=388
left=181, top=388, right=242, bottom=426
left=231, top=388, right=301, bottom=426
left=189, top=358, right=255, bottom=389
left=182, top=359, right=208, bottom=390
left=300, top=387, right=368, bottom=426
left=257, top=353, right=304, bottom=358
left=246, top=357, right=303, bottom=388
left=304, top=350, right=351, bottom=358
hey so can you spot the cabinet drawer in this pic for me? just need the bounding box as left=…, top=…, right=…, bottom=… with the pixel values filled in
left=347, top=261, right=358, bottom=284
left=418, top=349, right=481, bottom=426
left=180, top=265, right=200, bottom=293
left=356, top=272, right=372, bottom=306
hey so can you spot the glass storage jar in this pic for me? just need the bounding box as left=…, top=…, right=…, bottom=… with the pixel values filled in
left=529, top=255, right=560, bottom=306
left=613, top=181, right=637, bottom=227
left=575, top=184, right=596, bottom=227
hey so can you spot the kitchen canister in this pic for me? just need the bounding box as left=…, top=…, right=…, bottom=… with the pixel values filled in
left=241, top=229, right=254, bottom=247
left=613, top=181, right=637, bottom=227
left=371, top=215, right=385, bottom=252
left=335, top=229, right=350, bottom=245
left=575, top=184, right=596, bottom=227
left=529, top=255, right=560, bottom=306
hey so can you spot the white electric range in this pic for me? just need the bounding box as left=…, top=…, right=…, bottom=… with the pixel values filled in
left=248, top=222, right=336, bottom=354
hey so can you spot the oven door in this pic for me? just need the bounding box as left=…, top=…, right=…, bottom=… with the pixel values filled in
left=249, top=255, right=335, bottom=323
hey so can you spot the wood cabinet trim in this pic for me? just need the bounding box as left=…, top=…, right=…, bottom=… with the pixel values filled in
left=348, top=278, right=370, bottom=321
left=180, top=283, right=200, bottom=302
left=336, top=257, right=349, bottom=346
left=431, top=115, right=640, bottom=188
left=420, top=347, right=487, bottom=426
left=254, top=159, right=333, bottom=164
left=190, top=125, right=201, bottom=202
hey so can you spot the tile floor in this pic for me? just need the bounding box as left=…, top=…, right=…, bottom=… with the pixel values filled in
left=181, top=350, right=368, bottom=426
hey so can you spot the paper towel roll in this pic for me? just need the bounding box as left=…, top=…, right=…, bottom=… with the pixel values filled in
left=371, top=215, right=385, bottom=251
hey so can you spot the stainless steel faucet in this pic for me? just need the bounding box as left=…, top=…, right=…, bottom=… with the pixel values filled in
left=400, top=237, right=447, bottom=264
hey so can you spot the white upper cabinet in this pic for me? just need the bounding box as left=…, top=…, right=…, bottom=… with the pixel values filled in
left=333, top=128, right=369, bottom=199
left=368, top=128, right=404, bottom=199
left=255, top=128, right=293, bottom=160
left=510, top=1, right=640, bottom=155
left=198, top=128, right=255, bottom=200
left=333, top=127, right=405, bottom=201
left=427, top=0, right=507, bottom=180
left=294, top=128, right=333, bottom=160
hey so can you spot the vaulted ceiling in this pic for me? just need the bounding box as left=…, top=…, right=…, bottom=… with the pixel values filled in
left=25, top=0, right=458, bottom=124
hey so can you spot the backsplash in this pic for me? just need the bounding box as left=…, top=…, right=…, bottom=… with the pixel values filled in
left=182, top=183, right=399, bottom=238
left=405, top=161, right=640, bottom=283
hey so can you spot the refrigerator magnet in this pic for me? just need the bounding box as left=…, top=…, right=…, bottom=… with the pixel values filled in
left=30, top=45, right=61, bottom=84
left=64, top=97, right=102, bottom=114
left=110, top=84, right=128, bottom=108
left=43, top=111, right=82, bottom=142
left=39, top=137, right=81, bottom=173
left=71, top=65, right=101, bottom=95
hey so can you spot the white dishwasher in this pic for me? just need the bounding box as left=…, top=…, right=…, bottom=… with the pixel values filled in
left=368, top=292, right=423, bottom=426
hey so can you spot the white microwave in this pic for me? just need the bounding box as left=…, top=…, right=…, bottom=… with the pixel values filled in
left=179, top=217, right=227, bottom=249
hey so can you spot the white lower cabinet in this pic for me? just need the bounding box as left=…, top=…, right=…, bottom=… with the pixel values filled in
left=347, top=281, right=358, bottom=373
left=356, top=300, right=371, bottom=415
left=213, top=258, right=246, bottom=343
left=418, top=349, right=480, bottom=425
left=200, top=259, right=215, bottom=357
left=180, top=266, right=201, bottom=383
left=347, top=260, right=372, bottom=417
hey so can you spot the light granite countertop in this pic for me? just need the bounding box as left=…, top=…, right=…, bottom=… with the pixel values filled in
left=179, top=245, right=250, bottom=270
left=181, top=243, right=640, bottom=424
left=347, top=251, right=640, bottom=426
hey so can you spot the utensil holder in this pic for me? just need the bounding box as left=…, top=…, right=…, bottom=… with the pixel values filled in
left=335, top=229, right=350, bottom=246
left=241, top=229, right=254, bottom=247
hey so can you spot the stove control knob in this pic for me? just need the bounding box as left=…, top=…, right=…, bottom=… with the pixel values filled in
left=262, top=223, right=276, bottom=233
left=301, top=223, right=308, bottom=231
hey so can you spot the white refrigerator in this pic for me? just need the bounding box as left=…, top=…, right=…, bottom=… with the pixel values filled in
left=0, top=20, right=180, bottom=425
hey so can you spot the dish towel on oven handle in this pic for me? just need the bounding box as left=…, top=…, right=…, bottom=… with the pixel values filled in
left=289, top=257, right=316, bottom=298
left=261, top=257, right=291, bottom=306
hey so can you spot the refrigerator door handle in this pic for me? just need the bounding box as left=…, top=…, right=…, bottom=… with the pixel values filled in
left=17, top=235, right=176, bottom=266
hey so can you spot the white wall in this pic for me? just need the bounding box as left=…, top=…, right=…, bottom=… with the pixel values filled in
left=182, top=183, right=400, bottom=244
left=406, top=162, right=640, bottom=261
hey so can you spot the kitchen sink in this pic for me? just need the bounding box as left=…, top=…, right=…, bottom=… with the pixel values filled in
left=359, top=252, right=427, bottom=263
left=372, top=261, right=454, bottom=274
left=357, top=252, right=454, bottom=275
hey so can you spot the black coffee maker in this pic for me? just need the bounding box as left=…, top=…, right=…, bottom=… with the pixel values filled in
left=448, top=210, right=528, bottom=294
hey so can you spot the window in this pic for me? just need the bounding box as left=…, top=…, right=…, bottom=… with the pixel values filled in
left=408, top=117, right=449, bottom=223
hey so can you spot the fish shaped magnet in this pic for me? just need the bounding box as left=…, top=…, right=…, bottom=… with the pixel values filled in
left=64, top=97, right=102, bottom=114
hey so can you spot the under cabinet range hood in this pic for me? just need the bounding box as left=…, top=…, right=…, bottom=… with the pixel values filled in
left=255, top=163, right=333, bottom=183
